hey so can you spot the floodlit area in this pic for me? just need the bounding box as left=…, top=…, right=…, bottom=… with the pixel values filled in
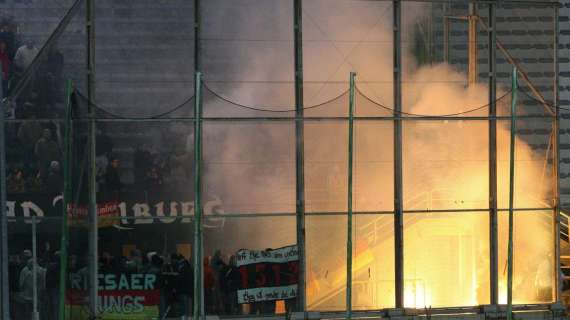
left=0, top=0, right=565, bottom=319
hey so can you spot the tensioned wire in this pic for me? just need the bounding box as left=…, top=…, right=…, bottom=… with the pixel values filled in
left=74, top=90, right=195, bottom=119
left=73, top=82, right=517, bottom=120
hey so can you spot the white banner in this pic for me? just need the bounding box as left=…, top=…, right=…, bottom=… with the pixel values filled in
left=237, top=284, right=297, bottom=304
left=236, top=245, right=298, bottom=267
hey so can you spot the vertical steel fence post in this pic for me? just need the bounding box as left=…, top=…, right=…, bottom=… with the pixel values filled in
left=294, top=0, right=307, bottom=313
left=193, top=72, right=204, bottom=319
left=0, top=63, right=9, bottom=320
left=393, top=0, right=404, bottom=309
left=193, top=0, right=203, bottom=318
left=553, top=2, right=561, bottom=303
left=194, top=0, right=201, bottom=73
left=488, top=1, right=499, bottom=306
left=346, top=72, right=356, bottom=319
left=507, top=67, right=518, bottom=320
left=32, top=216, right=39, bottom=320
left=86, top=0, right=98, bottom=315
left=58, top=80, right=73, bottom=319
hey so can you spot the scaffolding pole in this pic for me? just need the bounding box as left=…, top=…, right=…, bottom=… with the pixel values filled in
left=192, top=71, right=204, bottom=319
left=346, top=72, right=356, bottom=319
left=58, top=80, right=73, bottom=320
left=86, top=0, right=98, bottom=315
left=488, top=1, right=499, bottom=306
left=468, top=3, right=478, bottom=85
left=393, top=0, right=404, bottom=309
left=0, top=64, right=9, bottom=320
left=507, top=67, right=518, bottom=320
left=294, top=0, right=307, bottom=313
left=443, top=3, right=450, bottom=63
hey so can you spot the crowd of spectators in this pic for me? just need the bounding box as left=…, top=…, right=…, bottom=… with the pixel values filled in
left=3, top=13, right=68, bottom=197
left=8, top=246, right=293, bottom=319
left=97, top=249, right=245, bottom=317
left=8, top=244, right=64, bottom=320
left=0, top=13, right=195, bottom=198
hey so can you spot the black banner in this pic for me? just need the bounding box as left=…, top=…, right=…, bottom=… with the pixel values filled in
left=236, top=245, right=299, bottom=303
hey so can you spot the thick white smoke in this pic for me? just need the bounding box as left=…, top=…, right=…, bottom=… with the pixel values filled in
left=200, top=0, right=555, bottom=310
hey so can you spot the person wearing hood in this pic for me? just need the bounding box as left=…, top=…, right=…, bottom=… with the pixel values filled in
left=19, top=256, right=46, bottom=318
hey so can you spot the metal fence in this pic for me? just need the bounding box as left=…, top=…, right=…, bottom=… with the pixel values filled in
left=0, top=0, right=561, bottom=319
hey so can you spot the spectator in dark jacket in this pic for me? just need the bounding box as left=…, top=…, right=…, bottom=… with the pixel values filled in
left=45, top=251, right=60, bottom=320
left=0, top=23, right=16, bottom=58
left=176, top=256, right=193, bottom=317
left=104, top=157, right=123, bottom=200
left=144, top=165, right=163, bottom=190
left=0, top=40, right=11, bottom=94
left=35, top=129, right=60, bottom=175
left=224, top=255, right=241, bottom=315
left=46, top=161, right=63, bottom=196
left=204, top=256, right=217, bottom=314
left=17, top=113, right=43, bottom=165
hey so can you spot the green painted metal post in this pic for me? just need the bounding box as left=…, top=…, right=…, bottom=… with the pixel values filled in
left=58, top=80, right=73, bottom=320
left=193, top=71, right=203, bottom=319
left=507, top=67, right=518, bottom=320
left=86, top=0, right=98, bottom=314
left=346, top=72, right=356, bottom=319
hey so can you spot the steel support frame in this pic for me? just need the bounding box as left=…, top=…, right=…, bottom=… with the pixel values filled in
left=488, top=1, right=499, bottom=306
left=393, top=0, right=404, bottom=309
left=86, top=0, right=98, bottom=315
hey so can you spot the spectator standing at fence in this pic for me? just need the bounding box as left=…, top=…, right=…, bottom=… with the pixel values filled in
left=17, top=112, right=43, bottom=164
left=175, top=255, right=194, bottom=317
left=0, top=22, right=16, bottom=58
left=104, top=157, right=123, bottom=200
left=211, top=250, right=226, bottom=313
left=45, top=251, right=60, bottom=320
left=35, top=128, right=60, bottom=175
left=0, top=40, right=11, bottom=94
left=224, top=255, right=241, bottom=315
left=7, top=168, right=26, bottom=193
left=19, top=254, right=46, bottom=319
left=36, top=45, right=64, bottom=107
left=144, top=165, right=163, bottom=190
left=204, top=256, right=217, bottom=314
left=46, top=161, right=63, bottom=196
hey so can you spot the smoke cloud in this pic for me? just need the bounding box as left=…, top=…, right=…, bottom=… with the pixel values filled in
left=200, top=0, right=555, bottom=309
